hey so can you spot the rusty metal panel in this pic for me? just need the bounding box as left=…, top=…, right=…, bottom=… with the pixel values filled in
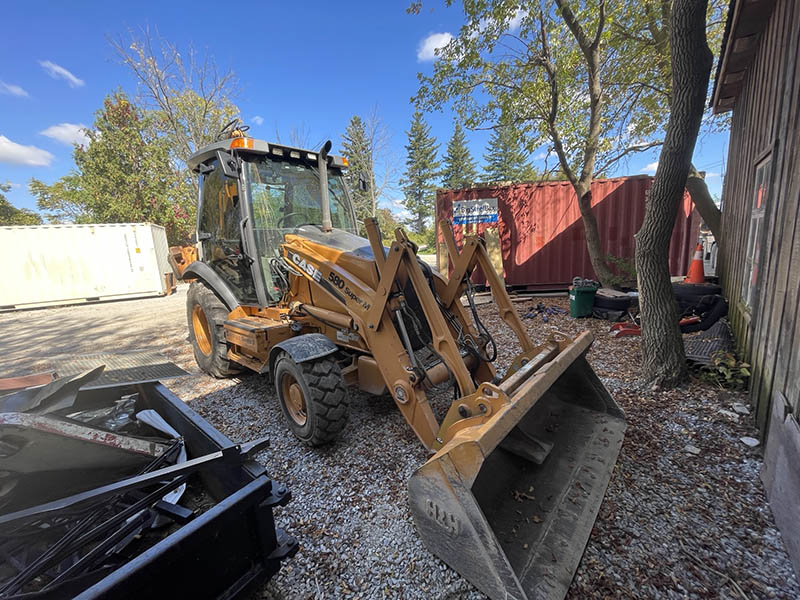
left=437, top=176, right=699, bottom=289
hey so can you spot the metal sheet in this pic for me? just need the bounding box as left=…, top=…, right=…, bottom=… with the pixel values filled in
left=684, top=320, right=733, bottom=366
left=436, top=176, right=700, bottom=289
left=0, top=412, right=167, bottom=474
left=50, top=352, right=188, bottom=389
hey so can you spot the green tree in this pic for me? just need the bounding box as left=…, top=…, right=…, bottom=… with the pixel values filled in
left=0, top=182, right=42, bottom=225
left=414, top=1, right=719, bottom=285
left=30, top=93, right=192, bottom=242
left=482, top=125, right=536, bottom=183
left=375, top=207, right=402, bottom=236
left=401, top=111, right=440, bottom=233
left=414, top=1, right=728, bottom=285
left=441, top=121, right=478, bottom=189
left=111, top=29, right=240, bottom=221
left=29, top=173, right=89, bottom=224
left=416, top=1, right=621, bottom=284
left=610, top=0, right=727, bottom=242
left=341, top=115, right=375, bottom=223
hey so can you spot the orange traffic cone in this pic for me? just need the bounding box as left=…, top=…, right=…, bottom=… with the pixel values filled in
left=684, top=242, right=705, bottom=283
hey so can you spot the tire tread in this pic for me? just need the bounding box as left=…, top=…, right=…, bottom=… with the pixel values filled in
left=187, top=282, right=244, bottom=378
left=275, top=354, right=349, bottom=446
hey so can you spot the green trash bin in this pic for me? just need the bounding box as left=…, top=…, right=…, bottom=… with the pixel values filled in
left=569, top=285, right=598, bottom=318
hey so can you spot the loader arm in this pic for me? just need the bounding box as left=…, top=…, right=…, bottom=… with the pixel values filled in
left=280, top=224, right=477, bottom=447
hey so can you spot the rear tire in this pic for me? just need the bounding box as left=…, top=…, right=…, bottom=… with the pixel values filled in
left=593, top=294, right=632, bottom=311
left=274, top=354, right=349, bottom=446
left=186, top=281, right=244, bottom=378
left=672, top=282, right=722, bottom=298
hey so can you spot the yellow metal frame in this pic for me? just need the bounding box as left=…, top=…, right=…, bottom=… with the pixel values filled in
left=221, top=216, right=570, bottom=452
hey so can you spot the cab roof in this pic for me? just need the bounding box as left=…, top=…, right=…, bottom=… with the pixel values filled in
left=186, top=138, right=348, bottom=173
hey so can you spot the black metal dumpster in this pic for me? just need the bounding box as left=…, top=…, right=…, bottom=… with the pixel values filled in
left=1, top=382, right=297, bottom=599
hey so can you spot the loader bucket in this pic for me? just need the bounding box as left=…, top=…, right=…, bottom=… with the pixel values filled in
left=408, top=331, right=625, bottom=600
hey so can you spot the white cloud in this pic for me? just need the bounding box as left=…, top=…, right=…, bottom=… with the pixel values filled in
left=40, top=122, right=90, bottom=146
left=0, top=81, right=29, bottom=98
left=508, top=9, right=526, bottom=31
left=705, top=171, right=720, bottom=178
left=471, top=9, right=527, bottom=39
left=251, top=115, right=264, bottom=126
left=642, top=161, right=659, bottom=174
left=417, top=32, right=453, bottom=62
left=0, top=135, right=54, bottom=166
left=534, top=151, right=548, bottom=161
left=38, top=60, right=84, bottom=88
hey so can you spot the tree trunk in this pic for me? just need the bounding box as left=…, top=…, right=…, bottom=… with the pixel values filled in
left=687, top=163, right=722, bottom=242
left=635, top=0, right=713, bottom=388
left=577, top=188, right=616, bottom=285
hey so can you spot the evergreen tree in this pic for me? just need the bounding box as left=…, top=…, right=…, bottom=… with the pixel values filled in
left=482, top=126, right=536, bottom=183
left=340, top=115, right=375, bottom=223
left=401, top=111, right=440, bottom=233
left=441, top=121, right=478, bottom=189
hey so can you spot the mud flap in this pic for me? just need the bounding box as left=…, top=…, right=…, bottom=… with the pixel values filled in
left=408, top=333, right=626, bottom=600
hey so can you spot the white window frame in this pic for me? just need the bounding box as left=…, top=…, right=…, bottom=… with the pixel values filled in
left=741, top=155, right=772, bottom=310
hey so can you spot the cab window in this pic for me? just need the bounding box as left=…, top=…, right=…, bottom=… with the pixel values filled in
left=198, top=159, right=257, bottom=303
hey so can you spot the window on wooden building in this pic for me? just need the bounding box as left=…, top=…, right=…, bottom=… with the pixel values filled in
left=742, top=156, right=772, bottom=309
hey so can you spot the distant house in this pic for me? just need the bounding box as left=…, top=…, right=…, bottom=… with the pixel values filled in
left=713, top=0, right=800, bottom=575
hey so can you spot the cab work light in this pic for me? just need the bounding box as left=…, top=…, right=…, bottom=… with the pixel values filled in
left=229, top=137, right=254, bottom=149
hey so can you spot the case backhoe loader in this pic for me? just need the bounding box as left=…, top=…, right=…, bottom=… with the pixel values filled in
left=182, top=123, right=626, bottom=600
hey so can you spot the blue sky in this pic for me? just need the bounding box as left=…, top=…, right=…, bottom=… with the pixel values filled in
left=0, top=1, right=728, bottom=216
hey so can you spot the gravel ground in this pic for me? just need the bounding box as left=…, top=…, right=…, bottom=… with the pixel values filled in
left=189, top=295, right=799, bottom=600
left=2, top=292, right=797, bottom=599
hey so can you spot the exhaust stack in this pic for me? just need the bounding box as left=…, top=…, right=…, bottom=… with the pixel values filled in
left=318, top=140, right=333, bottom=232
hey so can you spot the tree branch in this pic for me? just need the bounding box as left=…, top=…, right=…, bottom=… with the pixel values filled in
left=595, top=141, right=663, bottom=175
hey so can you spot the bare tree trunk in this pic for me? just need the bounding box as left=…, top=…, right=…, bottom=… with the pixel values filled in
left=578, top=188, right=616, bottom=284
left=687, top=163, right=722, bottom=241
left=635, top=0, right=713, bottom=388
left=548, top=1, right=615, bottom=286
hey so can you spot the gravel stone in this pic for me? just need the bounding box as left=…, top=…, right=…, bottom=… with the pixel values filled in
left=2, top=291, right=797, bottom=599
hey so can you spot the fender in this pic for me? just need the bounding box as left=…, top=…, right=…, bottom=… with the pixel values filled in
left=268, top=333, right=338, bottom=375
left=182, top=262, right=240, bottom=311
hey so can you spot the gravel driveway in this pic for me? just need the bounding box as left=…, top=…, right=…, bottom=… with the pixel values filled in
left=1, top=291, right=797, bottom=599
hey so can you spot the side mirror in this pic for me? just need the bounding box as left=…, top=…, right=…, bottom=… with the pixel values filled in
left=358, top=172, right=369, bottom=192
left=216, top=150, right=239, bottom=179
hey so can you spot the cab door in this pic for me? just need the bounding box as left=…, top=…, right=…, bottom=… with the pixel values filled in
left=197, top=158, right=258, bottom=304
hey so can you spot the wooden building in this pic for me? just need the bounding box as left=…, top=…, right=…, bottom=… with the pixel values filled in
left=713, top=0, right=800, bottom=575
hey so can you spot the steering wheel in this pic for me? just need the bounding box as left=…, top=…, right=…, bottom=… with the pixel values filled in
left=216, top=119, right=250, bottom=140
left=276, top=212, right=303, bottom=228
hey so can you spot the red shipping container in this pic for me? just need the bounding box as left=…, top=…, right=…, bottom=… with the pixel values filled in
left=435, top=175, right=700, bottom=290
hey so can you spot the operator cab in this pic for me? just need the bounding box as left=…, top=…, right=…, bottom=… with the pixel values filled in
left=188, top=124, right=359, bottom=307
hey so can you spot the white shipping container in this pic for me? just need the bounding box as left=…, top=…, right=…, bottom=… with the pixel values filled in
left=0, top=223, right=173, bottom=310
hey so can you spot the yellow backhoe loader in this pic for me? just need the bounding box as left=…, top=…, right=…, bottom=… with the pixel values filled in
left=182, top=122, right=626, bottom=600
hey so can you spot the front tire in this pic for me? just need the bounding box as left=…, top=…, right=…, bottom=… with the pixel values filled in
left=274, top=354, right=349, bottom=446
left=186, top=281, right=244, bottom=378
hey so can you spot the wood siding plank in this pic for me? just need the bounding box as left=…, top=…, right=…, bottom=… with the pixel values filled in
left=718, top=0, right=800, bottom=428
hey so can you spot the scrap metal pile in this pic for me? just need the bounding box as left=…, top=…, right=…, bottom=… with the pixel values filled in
left=0, top=367, right=296, bottom=599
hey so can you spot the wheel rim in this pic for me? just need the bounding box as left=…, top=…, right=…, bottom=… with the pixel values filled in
left=281, top=373, right=307, bottom=426
left=192, top=304, right=213, bottom=356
